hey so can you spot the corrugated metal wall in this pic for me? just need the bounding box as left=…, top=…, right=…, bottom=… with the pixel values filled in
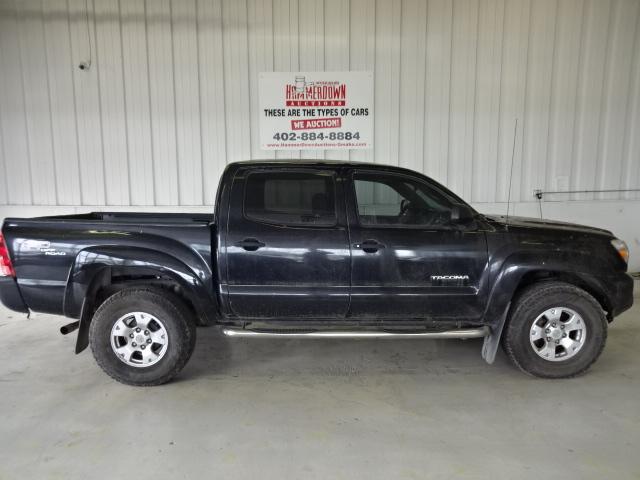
left=0, top=0, right=639, bottom=208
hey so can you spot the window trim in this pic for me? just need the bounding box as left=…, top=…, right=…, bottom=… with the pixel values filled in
left=242, top=168, right=339, bottom=229
left=350, top=170, right=461, bottom=230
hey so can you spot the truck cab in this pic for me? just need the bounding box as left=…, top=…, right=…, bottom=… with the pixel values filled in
left=218, top=161, right=487, bottom=323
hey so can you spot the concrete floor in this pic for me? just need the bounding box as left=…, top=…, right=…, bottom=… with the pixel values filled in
left=1, top=289, right=639, bottom=480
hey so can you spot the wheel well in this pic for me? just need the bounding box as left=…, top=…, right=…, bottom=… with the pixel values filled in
left=92, top=273, right=200, bottom=322
left=75, top=268, right=207, bottom=354
left=512, top=270, right=612, bottom=320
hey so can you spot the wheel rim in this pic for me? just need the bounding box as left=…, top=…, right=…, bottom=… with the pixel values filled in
left=529, top=307, right=587, bottom=362
left=110, top=312, right=169, bottom=368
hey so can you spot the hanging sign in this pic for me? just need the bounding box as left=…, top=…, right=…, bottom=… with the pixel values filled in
left=259, top=71, right=373, bottom=150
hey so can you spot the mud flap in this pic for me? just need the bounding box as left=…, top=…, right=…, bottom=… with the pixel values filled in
left=481, top=302, right=510, bottom=364
left=74, top=297, right=91, bottom=354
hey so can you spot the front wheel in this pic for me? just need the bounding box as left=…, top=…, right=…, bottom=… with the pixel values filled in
left=89, top=288, right=196, bottom=386
left=503, top=282, right=607, bottom=378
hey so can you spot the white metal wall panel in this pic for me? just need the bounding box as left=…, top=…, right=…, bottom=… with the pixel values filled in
left=0, top=0, right=638, bottom=208
left=18, top=0, right=58, bottom=206
left=199, top=0, right=228, bottom=204
left=0, top=1, right=32, bottom=205
left=121, top=0, right=155, bottom=206
left=68, top=0, right=106, bottom=205
left=43, top=0, right=83, bottom=206
left=146, top=0, right=179, bottom=205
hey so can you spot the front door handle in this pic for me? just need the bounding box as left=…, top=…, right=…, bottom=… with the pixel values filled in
left=353, top=239, right=386, bottom=253
left=235, top=238, right=265, bottom=251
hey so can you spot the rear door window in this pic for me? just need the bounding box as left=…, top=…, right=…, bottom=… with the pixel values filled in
left=244, top=171, right=337, bottom=227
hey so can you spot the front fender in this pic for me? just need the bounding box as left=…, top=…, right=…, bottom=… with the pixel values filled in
left=480, top=248, right=616, bottom=363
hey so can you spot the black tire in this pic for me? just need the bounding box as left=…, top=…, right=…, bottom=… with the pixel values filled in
left=89, top=288, right=196, bottom=386
left=503, top=282, right=607, bottom=378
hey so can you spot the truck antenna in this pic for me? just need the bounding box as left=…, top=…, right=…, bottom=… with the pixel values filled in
left=506, top=118, right=518, bottom=227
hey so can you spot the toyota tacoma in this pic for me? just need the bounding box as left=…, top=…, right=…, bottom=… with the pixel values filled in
left=0, top=161, right=634, bottom=385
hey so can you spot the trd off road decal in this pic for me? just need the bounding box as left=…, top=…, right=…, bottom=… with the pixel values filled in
left=259, top=72, right=373, bottom=150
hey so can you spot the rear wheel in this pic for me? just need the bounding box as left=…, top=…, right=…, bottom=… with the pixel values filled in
left=503, top=282, right=607, bottom=378
left=89, top=288, right=196, bottom=386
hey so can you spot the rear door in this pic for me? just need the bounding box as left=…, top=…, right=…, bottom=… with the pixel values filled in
left=346, top=169, right=489, bottom=321
left=224, top=166, right=351, bottom=318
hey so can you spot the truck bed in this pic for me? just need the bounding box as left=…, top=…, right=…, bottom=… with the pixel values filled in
left=1, top=212, right=215, bottom=318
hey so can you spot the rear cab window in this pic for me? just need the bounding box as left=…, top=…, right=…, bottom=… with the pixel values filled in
left=244, top=170, right=337, bottom=227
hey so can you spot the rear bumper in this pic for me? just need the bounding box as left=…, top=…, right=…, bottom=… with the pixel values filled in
left=0, top=277, right=29, bottom=314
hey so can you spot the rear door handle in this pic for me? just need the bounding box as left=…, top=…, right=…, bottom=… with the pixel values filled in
left=235, top=238, right=265, bottom=251
left=353, top=239, right=386, bottom=253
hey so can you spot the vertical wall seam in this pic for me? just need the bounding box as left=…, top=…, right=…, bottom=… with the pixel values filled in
left=42, top=0, right=59, bottom=205
left=620, top=3, right=640, bottom=194
left=15, top=0, right=34, bottom=205
left=143, top=0, right=156, bottom=205
left=169, top=0, right=180, bottom=205
left=220, top=0, right=229, bottom=166
left=271, top=0, right=275, bottom=74
left=244, top=0, right=252, bottom=161
left=544, top=0, right=561, bottom=192
left=569, top=0, right=588, bottom=194
left=0, top=86, right=8, bottom=203
left=395, top=0, right=402, bottom=166
left=445, top=0, right=454, bottom=184
left=91, top=0, right=108, bottom=205
left=469, top=0, right=481, bottom=201
left=594, top=0, right=616, bottom=196
left=196, top=0, right=205, bottom=204
left=421, top=0, right=429, bottom=174
left=67, top=0, right=84, bottom=205
left=117, top=0, right=131, bottom=206
left=494, top=0, right=506, bottom=203
left=518, top=0, right=533, bottom=202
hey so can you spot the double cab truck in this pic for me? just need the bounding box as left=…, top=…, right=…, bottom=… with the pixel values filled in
left=0, top=161, right=634, bottom=385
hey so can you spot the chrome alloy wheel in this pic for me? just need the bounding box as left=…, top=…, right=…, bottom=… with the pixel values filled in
left=110, top=312, right=169, bottom=368
left=529, top=307, right=587, bottom=362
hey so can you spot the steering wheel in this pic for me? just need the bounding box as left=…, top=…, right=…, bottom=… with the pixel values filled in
left=398, top=199, right=449, bottom=226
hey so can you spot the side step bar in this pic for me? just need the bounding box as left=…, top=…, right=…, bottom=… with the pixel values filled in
left=222, top=326, right=489, bottom=339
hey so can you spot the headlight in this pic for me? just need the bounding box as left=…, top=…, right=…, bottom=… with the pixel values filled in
left=611, top=238, right=629, bottom=264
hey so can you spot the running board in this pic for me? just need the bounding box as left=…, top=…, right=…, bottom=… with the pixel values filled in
left=222, top=326, right=489, bottom=339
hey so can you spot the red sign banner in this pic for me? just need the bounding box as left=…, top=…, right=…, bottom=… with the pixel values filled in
left=291, top=117, right=342, bottom=130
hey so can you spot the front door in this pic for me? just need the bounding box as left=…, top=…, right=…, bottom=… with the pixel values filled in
left=225, top=166, right=351, bottom=319
left=346, top=169, right=489, bottom=321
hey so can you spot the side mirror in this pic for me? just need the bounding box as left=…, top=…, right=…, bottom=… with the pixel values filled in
left=450, top=203, right=475, bottom=223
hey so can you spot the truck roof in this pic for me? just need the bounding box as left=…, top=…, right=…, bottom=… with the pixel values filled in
left=229, top=159, right=379, bottom=167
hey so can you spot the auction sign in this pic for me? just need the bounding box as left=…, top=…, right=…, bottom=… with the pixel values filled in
left=259, top=71, right=373, bottom=150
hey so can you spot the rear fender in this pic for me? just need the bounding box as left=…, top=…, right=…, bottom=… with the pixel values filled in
left=66, top=246, right=215, bottom=353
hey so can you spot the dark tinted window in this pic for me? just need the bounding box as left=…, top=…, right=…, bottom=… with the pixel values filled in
left=245, top=171, right=336, bottom=226
left=354, top=172, right=453, bottom=227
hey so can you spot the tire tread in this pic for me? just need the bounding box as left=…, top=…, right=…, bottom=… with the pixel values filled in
left=89, top=287, right=196, bottom=386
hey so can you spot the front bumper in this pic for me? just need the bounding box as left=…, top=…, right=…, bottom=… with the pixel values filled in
left=605, top=272, right=634, bottom=317
left=0, top=277, right=29, bottom=314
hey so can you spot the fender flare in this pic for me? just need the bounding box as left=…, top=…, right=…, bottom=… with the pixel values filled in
left=480, top=250, right=613, bottom=364
left=65, top=246, right=216, bottom=353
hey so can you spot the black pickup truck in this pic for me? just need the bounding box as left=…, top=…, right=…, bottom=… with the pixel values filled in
left=0, top=161, right=634, bottom=385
